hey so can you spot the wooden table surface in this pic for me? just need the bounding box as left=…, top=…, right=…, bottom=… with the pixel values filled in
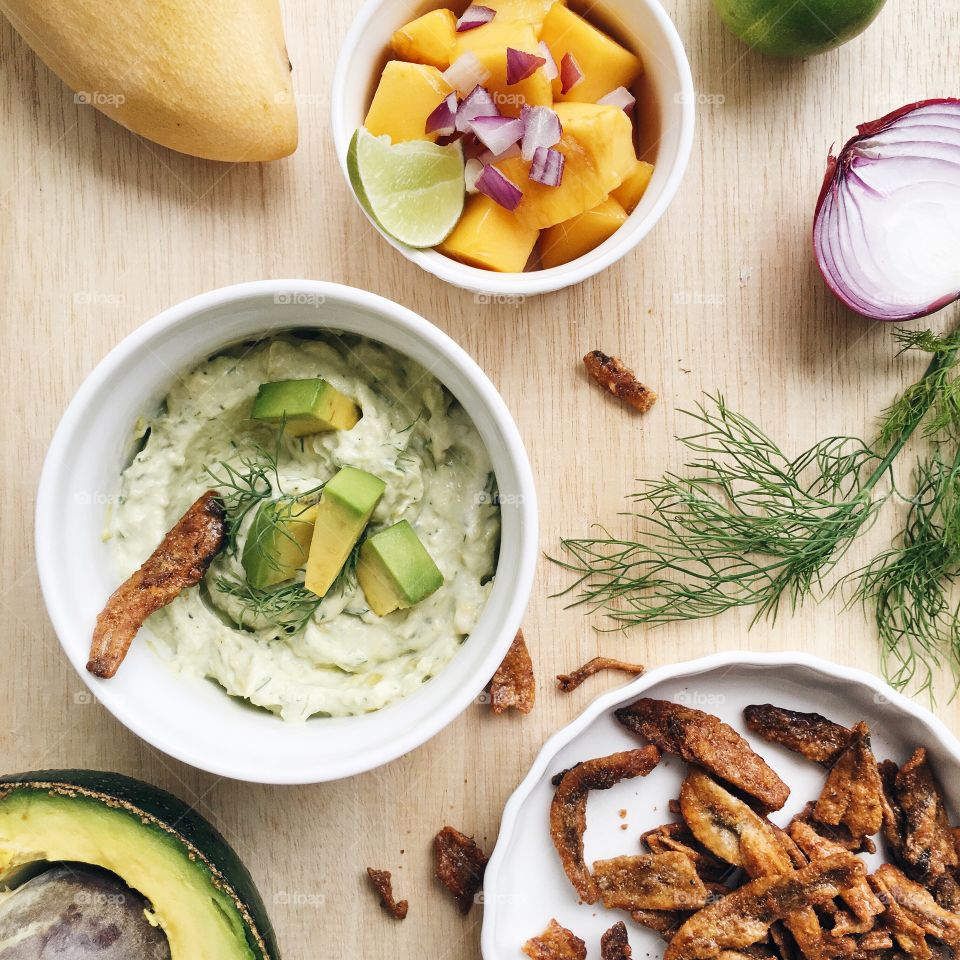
left=2, top=0, right=958, bottom=956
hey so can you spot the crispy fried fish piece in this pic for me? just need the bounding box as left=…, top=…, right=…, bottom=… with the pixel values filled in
left=556, top=657, right=646, bottom=693
left=872, top=865, right=960, bottom=957
left=593, top=852, right=710, bottom=912
left=680, top=770, right=848, bottom=960
left=631, top=909, right=691, bottom=941
left=641, top=822, right=735, bottom=884
left=523, top=919, right=587, bottom=960
left=663, top=854, right=866, bottom=960
left=744, top=705, right=853, bottom=767
left=602, top=921, right=633, bottom=960
left=550, top=746, right=661, bottom=904
left=794, top=801, right=876, bottom=854
left=789, top=821, right=884, bottom=933
left=890, top=749, right=959, bottom=889
left=616, top=699, right=790, bottom=811
left=490, top=630, right=536, bottom=714
left=366, top=868, right=408, bottom=920
left=814, top=723, right=883, bottom=842
left=87, top=490, right=226, bottom=678
left=434, top=826, right=488, bottom=914
left=583, top=351, right=658, bottom=414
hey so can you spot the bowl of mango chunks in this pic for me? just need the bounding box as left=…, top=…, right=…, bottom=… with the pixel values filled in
left=332, top=0, right=696, bottom=295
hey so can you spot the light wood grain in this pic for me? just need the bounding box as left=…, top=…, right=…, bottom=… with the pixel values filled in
left=1, top=0, right=958, bottom=956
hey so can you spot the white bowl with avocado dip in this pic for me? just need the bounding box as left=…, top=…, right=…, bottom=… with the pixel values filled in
left=36, top=280, right=537, bottom=784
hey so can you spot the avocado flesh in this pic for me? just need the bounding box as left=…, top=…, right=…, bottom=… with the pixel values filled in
left=0, top=787, right=265, bottom=960
left=241, top=500, right=318, bottom=589
left=357, top=519, right=444, bottom=616
left=304, top=466, right=385, bottom=597
left=251, top=378, right=360, bottom=437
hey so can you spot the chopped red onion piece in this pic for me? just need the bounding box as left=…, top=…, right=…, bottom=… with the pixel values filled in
left=456, top=85, right=499, bottom=132
left=506, top=47, right=546, bottom=85
left=469, top=115, right=524, bottom=155
left=456, top=4, right=496, bottom=31
left=477, top=142, right=521, bottom=164
left=476, top=164, right=523, bottom=210
left=538, top=41, right=558, bottom=81
left=529, top=146, right=564, bottom=187
left=443, top=52, right=492, bottom=96
left=813, top=98, right=960, bottom=322
left=425, top=92, right=459, bottom=136
left=559, top=53, right=583, bottom=95
left=598, top=85, right=636, bottom=115
left=520, top=105, right=561, bottom=161
left=464, top=158, right=484, bottom=194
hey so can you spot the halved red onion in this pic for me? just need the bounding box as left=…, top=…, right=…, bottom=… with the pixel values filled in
left=456, top=85, right=499, bottom=132
left=813, top=99, right=960, bottom=322
left=443, top=52, right=491, bottom=96
left=477, top=142, right=521, bottom=164
left=520, top=105, right=561, bottom=161
left=476, top=165, right=523, bottom=210
left=464, top=158, right=484, bottom=194
left=469, top=115, right=524, bottom=155
left=529, top=146, right=564, bottom=187
left=425, top=92, right=458, bottom=136
left=598, top=86, right=636, bottom=115
left=559, top=53, right=583, bottom=95
left=506, top=47, right=546, bottom=85
left=538, top=41, right=558, bottom=81
left=456, top=4, right=496, bottom=31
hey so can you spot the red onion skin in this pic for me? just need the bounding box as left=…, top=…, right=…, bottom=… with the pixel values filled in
left=813, top=97, right=960, bottom=322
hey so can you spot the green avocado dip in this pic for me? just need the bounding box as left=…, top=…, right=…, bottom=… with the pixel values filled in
left=108, top=333, right=501, bottom=721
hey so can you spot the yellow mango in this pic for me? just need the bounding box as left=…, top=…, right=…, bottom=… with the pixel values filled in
left=612, top=160, right=654, bottom=213
left=540, top=197, right=627, bottom=267
left=540, top=4, right=642, bottom=103
left=484, top=0, right=566, bottom=34
left=390, top=9, right=458, bottom=69
left=497, top=103, right=636, bottom=229
left=450, top=22, right=552, bottom=117
left=364, top=61, right=453, bottom=143
left=438, top=195, right=539, bottom=272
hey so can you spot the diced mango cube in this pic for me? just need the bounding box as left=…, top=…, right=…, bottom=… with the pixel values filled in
left=437, top=194, right=539, bottom=272
left=390, top=9, right=458, bottom=70
left=450, top=22, right=552, bottom=117
left=496, top=103, right=636, bottom=229
left=540, top=197, right=627, bottom=267
left=484, top=0, right=566, bottom=35
left=612, top=160, right=654, bottom=213
left=364, top=61, right=453, bottom=143
left=540, top=4, right=642, bottom=103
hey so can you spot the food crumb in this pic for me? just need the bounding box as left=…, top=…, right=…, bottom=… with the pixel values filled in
left=618, top=809, right=627, bottom=819
left=620, top=823, right=629, bottom=831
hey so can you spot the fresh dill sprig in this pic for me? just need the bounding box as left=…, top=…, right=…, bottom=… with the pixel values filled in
left=553, top=325, right=960, bottom=694
left=213, top=576, right=322, bottom=634
left=205, top=448, right=274, bottom=551
left=847, top=447, right=960, bottom=697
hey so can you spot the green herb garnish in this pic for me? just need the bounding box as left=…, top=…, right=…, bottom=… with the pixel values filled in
left=553, top=325, right=960, bottom=695
left=213, top=576, right=322, bottom=634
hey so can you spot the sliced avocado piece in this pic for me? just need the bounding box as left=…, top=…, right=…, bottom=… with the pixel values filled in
left=304, top=467, right=386, bottom=597
left=251, top=378, right=360, bottom=437
left=357, top=519, right=444, bottom=616
left=0, top=769, right=280, bottom=960
left=241, top=500, right=318, bottom=589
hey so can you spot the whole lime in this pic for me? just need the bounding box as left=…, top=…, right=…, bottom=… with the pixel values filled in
left=712, top=0, right=888, bottom=57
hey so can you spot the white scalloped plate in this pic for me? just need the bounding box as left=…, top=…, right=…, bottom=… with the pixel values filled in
left=481, top=651, right=960, bottom=959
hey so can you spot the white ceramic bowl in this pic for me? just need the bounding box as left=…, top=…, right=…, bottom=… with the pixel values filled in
left=481, top=651, right=960, bottom=959
left=36, top=280, right=538, bottom=784
left=332, top=0, right=695, bottom=295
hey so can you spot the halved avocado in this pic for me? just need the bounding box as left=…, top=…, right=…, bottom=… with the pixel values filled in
left=0, top=770, right=279, bottom=960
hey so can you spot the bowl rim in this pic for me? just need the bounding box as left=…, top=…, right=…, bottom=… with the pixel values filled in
left=35, top=279, right=539, bottom=783
left=330, top=0, right=696, bottom=295
left=480, top=649, right=960, bottom=956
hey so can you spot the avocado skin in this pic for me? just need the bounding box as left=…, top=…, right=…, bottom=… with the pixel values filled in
left=0, top=770, right=280, bottom=960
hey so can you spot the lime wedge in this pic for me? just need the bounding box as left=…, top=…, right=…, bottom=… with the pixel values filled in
left=348, top=128, right=465, bottom=248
